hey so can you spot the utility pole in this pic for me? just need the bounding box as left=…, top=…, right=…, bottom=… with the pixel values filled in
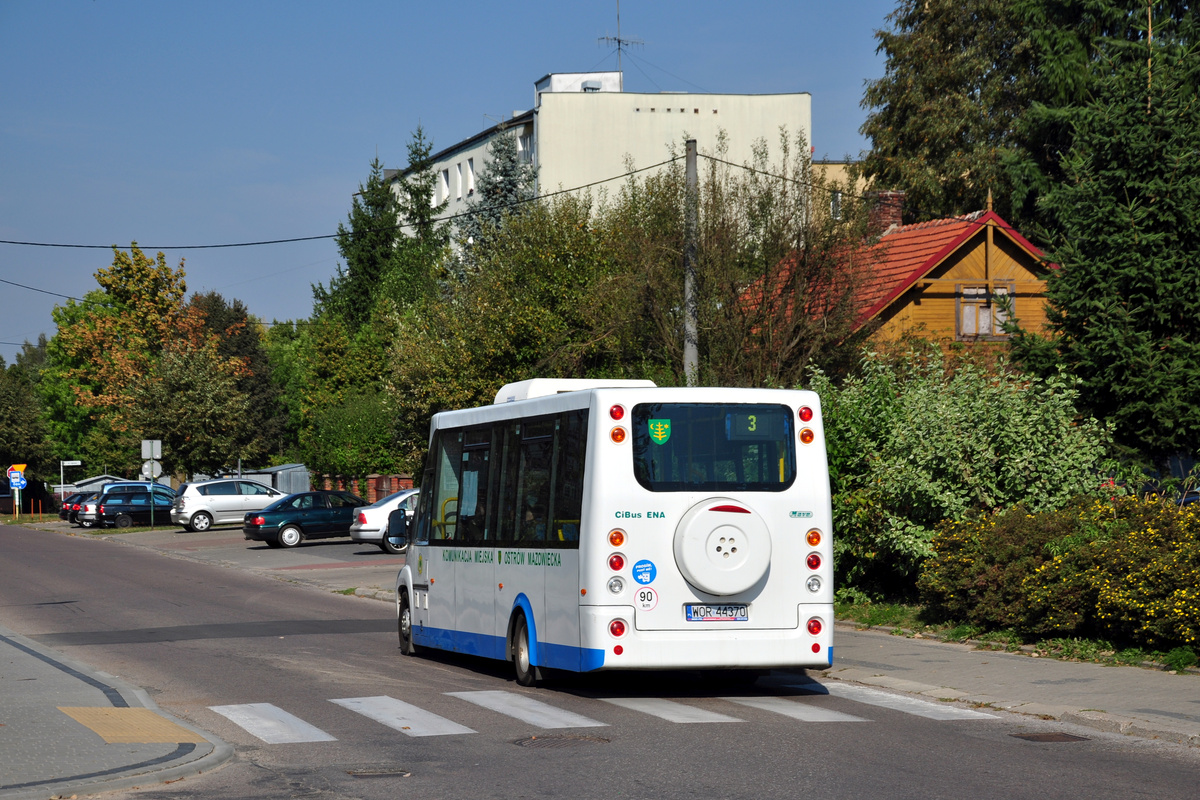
left=683, top=139, right=699, bottom=386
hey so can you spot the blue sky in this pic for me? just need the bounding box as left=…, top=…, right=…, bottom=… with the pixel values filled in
left=0, top=0, right=898, bottom=364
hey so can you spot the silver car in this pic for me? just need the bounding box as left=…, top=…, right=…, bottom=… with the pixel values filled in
left=172, top=478, right=285, bottom=532
left=349, top=489, right=418, bottom=553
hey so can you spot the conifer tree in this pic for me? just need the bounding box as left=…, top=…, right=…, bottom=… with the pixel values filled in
left=1009, top=41, right=1200, bottom=469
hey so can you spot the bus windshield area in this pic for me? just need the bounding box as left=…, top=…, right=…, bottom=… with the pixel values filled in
left=631, top=403, right=796, bottom=492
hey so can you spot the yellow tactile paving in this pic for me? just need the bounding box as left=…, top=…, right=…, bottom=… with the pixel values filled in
left=57, top=706, right=208, bottom=743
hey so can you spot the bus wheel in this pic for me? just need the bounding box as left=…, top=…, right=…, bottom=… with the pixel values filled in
left=512, top=614, right=541, bottom=687
left=398, top=592, right=416, bottom=655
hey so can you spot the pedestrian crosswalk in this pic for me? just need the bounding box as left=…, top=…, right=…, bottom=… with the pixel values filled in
left=207, top=682, right=996, bottom=745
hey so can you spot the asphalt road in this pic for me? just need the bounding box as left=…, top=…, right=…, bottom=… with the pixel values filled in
left=0, top=523, right=1197, bottom=799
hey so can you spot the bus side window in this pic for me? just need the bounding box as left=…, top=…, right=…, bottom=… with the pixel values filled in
left=517, top=418, right=555, bottom=543
left=493, top=422, right=522, bottom=543
left=458, top=426, right=491, bottom=543
left=552, top=410, right=587, bottom=543
left=430, top=430, right=463, bottom=541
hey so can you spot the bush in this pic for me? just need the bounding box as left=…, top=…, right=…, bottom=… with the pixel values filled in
left=810, top=346, right=1114, bottom=599
left=920, top=496, right=1200, bottom=651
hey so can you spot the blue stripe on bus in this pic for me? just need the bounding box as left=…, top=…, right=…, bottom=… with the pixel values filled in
left=411, top=603, right=606, bottom=674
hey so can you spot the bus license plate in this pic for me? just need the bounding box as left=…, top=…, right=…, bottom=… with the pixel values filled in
left=685, top=604, right=748, bottom=622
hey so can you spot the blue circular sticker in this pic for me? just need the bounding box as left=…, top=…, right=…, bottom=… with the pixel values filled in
left=632, top=559, right=657, bottom=585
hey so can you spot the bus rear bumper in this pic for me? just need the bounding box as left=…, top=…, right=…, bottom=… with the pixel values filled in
left=581, top=606, right=834, bottom=671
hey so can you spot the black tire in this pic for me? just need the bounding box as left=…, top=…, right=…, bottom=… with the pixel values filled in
left=512, top=614, right=541, bottom=687
left=398, top=592, right=416, bottom=655
left=181, top=524, right=195, bottom=533
left=115, top=514, right=133, bottom=529
left=189, top=511, right=213, bottom=532
left=264, top=538, right=282, bottom=549
left=278, top=525, right=302, bottom=548
left=380, top=536, right=404, bottom=555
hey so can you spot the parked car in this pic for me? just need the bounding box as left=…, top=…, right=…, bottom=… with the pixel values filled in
left=98, top=481, right=176, bottom=502
left=243, top=490, right=367, bottom=549
left=172, top=478, right=286, bottom=532
left=98, top=491, right=174, bottom=529
left=75, top=493, right=103, bottom=528
left=349, top=489, right=419, bottom=553
left=58, top=492, right=87, bottom=522
left=77, top=484, right=174, bottom=528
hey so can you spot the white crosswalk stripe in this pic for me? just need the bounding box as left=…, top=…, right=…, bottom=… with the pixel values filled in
left=330, top=695, right=476, bottom=737
left=446, top=690, right=608, bottom=728
left=208, top=703, right=337, bottom=743
left=793, top=683, right=998, bottom=720
left=723, top=695, right=868, bottom=722
left=601, top=697, right=743, bottom=723
left=210, top=681, right=997, bottom=746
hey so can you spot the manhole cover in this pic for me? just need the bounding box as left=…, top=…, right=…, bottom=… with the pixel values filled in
left=1010, top=732, right=1090, bottom=743
left=346, top=767, right=413, bottom=778
left=513, top=734, right=610, bottom=749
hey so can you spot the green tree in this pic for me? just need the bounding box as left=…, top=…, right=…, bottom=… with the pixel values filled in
left=315, top=158, right=403, bottom=330
left=457, top=129, right=537, bottom=260
left=127, top=339, right=255, bottom=477
left=1009, top=41, right=1200, bottom=470
left=382, top=126, right=450, bottom=306
left=0, top=358, right=52, bottom=481
left=860, top=0, right=1034, bottom=223
left=191, top=291, right=288, bottom=460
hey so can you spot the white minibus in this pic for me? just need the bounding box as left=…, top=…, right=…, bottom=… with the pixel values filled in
left=393, top=378, right=833, bottom=685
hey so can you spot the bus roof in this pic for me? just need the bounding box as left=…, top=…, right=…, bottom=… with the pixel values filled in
left=493, top=378, right=657, bottom=404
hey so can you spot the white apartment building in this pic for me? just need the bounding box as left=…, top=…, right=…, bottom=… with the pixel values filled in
left=391, top=71, right=812, bottom=223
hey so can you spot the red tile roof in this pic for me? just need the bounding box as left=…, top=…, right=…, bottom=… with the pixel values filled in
left=853, top=210, right=1046, bottom=329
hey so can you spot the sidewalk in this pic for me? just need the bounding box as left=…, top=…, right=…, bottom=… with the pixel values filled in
left=3, top=519, right=1197, bottom=800
left=0, top=622, right=232, bottom=800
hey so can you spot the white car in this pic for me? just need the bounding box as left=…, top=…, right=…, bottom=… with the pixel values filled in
left=172, top=478, right=285, bottom=532
left=350, top=489, right=418, bottom=553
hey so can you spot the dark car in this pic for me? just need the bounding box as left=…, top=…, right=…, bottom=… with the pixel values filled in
left=98, top=490, right=175, bottom=529
left=243, top=490, right=367, bottom=549
left=59, top=492, right=87, bottom=522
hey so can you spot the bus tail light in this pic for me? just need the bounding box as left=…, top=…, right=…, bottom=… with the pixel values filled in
left=806, top=553, right=821, bottom=570
left=806, top=529, right=821, bottom=546
left=799, top=428, right=815, bottom=444
left=609, top=619, right=627, bottom=637
left=609, top=404, right=625, bottom=420
left=807, top=618, right=823, bottom=636
left=614, top=645, right=624, bottom=655
left=798, top=406, right=814, bottom=422
left=610, top=427, right=627, bottom=443
left=608, top=553, right=626, bottom=571
left=608, top=529, right=626, bottom=547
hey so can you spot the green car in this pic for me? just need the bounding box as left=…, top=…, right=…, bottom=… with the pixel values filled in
left=242, top=490, right=366, bottom=549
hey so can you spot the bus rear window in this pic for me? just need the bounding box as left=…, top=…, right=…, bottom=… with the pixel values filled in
left=632, top=403, right=796, bottom=492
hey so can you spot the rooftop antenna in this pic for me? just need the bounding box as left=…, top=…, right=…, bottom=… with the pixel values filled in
left=598, top=0, right=642, bottom=91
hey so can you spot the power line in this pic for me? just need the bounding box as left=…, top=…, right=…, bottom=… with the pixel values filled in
left=0, top=157, right=683, bottom=254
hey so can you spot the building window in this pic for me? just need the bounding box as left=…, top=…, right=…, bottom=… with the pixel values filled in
left=830, top=191, right=843, bottom=221
left=440, top=169, right=450, bottom=203
left=957, top=284, right=1012, bottom=340
left=456, top=163, right=463, bottom=200
left=518, top=133, right=533, bottom=164
left=467, top=158, right=475, bottom=195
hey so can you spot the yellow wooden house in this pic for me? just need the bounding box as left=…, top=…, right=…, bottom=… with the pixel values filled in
left=853, top=205, right=1052, bottom=342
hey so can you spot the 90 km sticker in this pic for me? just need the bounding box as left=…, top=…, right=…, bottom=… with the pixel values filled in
left=635, top=587, right=658, bottom=610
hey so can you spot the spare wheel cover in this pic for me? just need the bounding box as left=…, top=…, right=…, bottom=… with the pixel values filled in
left=673, top=497, right=772, bottom=596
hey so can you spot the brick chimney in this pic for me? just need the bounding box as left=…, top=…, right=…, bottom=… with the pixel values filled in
left=867, top=190, right=906, bottom=235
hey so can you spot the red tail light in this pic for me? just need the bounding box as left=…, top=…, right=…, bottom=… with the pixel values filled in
left=609, top=619, right=627, bottom=637
left=251, top=516, right=266, bottom=526
left=806, top=553, right=822, bottom=570
left=99, top=505, right=106, bottom=514
left=807, top=618, right=823, bottom=636
left=799, top=406, right=814, bottom=422
left=608, top=553, right=626, bottom=571
left=357, top=512, right=368, bottom=524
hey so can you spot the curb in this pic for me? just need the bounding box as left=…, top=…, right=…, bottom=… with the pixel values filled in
left=833, top=622, right=1199, bottom=748
left=0, top=626, right=234, bottom=800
